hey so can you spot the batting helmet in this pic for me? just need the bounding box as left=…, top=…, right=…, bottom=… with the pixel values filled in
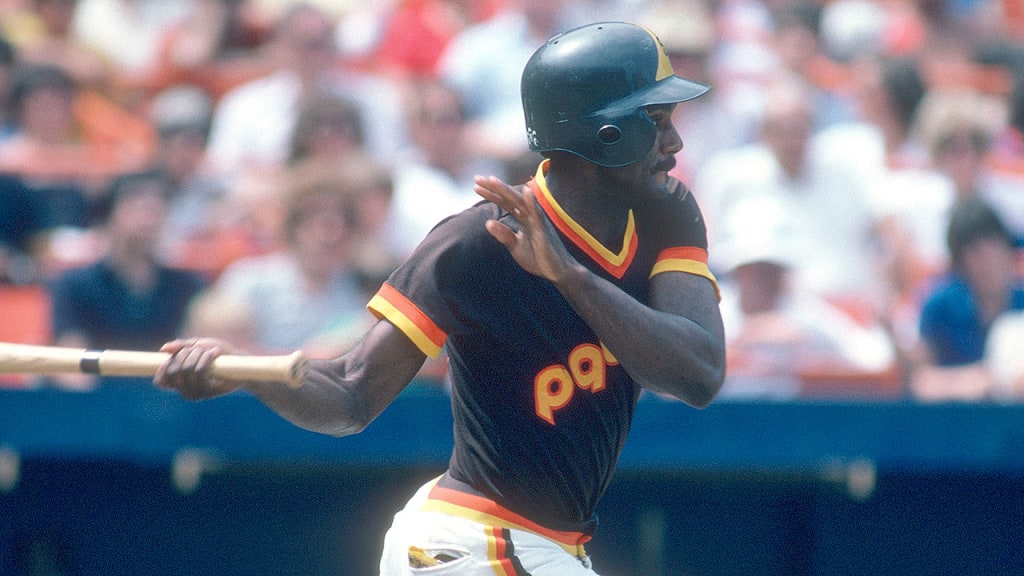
left=521, top=21, right=710, bottom=167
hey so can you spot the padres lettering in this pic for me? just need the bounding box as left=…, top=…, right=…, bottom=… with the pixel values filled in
left=534, top=343, right=618, bottom=425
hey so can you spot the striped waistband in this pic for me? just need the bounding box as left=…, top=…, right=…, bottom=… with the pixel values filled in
left=422, top=479, right=591, bottom=557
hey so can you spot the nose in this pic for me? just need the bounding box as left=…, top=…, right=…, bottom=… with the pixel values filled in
left=661, top=124, right=683, bottom=156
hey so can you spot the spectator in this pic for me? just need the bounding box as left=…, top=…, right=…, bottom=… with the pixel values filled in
left=0, top=63, right=97, bottom=231
left=202, top=1, right=405, bottom=182
left=695, top=73, right=882, bottom=309
left=285, top=89, right=365, bottom=169
left=768, top=0, right=858, bottom=130
left=165, top=85, right=370, bottom=284
left=716, top=196, right=898, bottom=400
left=435, top=0, right=586, bottom=162
left=145, top=84, right=237, bottom=279
left=329, top=152, right=399, bottom=297
left=193, top=159, right=390, bottom=358
left=870, top=85, right=1022, bottom=360
left=922, top=91, right=1002, bottom=200
left=909, top=197, right=1024, bottom=401
left=13, top=0, right=159, bottom=162
left=813, top=55, right=951, bottom=355
left=14, top=7, right=159, bottom=179
left=369, top=0, right=499, bottom=79
left=70, top=0, right=191, bottom=88
left=15, top=0, right=112, bottom=90
left=151, top=0, right=275, bottom=99
left=382, top=77, right=503, bottom=259
left=918, top=89, right=1024, bottom=247
left=815, top=55, right=932, bottom=173
left=0, top=63, right=155, bottom=223
left=47, top=169, right=206, bottom=389
left=283, top=94, right=397, bottom=285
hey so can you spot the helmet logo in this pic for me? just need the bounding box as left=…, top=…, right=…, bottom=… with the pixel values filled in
left=639, top=25, right=676, bottom=81
left=597, top=125, right=622, bottom=145
left=527, top=127, right=540, bottom=148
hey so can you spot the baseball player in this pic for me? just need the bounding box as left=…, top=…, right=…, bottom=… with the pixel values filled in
left=156, top=21, right=725, bottom=575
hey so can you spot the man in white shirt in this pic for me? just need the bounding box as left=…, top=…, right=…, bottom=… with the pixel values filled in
left=696, top=74, right=882, bottom=306
left=203, top=2, right=405, bottom=182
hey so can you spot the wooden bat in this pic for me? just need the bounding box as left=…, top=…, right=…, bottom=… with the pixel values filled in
left=0, top=342, right=307, bottom=387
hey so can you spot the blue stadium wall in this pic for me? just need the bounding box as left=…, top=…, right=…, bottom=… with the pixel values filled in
left=1, top=383, right=1022, bottom=576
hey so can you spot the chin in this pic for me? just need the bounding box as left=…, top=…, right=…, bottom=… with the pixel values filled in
left=649, top=174, right=672, bottom=199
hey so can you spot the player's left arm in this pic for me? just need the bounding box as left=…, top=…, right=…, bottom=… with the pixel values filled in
left=476, top=176, right=725, bottom=408
left=555, top=261, right=725, bottom=408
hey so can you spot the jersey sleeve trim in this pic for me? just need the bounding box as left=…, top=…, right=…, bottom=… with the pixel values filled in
left=367, top=282, right=447, bottom=357
left=651, top=246, right=720, bottom=300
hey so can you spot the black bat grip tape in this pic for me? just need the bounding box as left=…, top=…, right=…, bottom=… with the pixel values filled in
left=80, top=349, right=103, bottom=374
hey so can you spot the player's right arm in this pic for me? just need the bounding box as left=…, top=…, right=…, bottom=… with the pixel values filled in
left=155, top=318, right=427, bottom=437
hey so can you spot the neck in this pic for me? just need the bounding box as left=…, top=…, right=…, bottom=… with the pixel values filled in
left=543, top=160, right=631, bottom=250
left=107, top=249, right=157, bottom=292
left=976, top=286, right=1008, bottom=324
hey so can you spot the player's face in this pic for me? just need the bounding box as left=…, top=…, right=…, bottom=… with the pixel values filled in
left=602, top=104, right=682, bottom=204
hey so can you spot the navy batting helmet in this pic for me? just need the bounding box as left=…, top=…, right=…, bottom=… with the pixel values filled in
left=521, top=21, right=710, bottom=167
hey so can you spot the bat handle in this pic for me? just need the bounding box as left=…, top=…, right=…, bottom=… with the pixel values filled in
left=96, top=349, right=309, bottom=388
left=208, top=350, right=309, bottom=388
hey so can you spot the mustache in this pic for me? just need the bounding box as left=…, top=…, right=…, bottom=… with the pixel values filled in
left=653, top=157, right=676, bottom=173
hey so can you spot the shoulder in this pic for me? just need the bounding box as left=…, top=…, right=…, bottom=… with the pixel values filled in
left=920, top=276, right=972, bottom=315
left=422, top=201, right=503, bottom=247
left=47, top=262, right=117, bottom=305
left=392, top=201, right=512, bottom=287
left=638, top=179, right=708, bottom=237
left=51, top=261, right=105, bottom=286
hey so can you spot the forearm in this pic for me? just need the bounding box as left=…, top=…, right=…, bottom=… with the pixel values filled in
left=246, top=320, right=427, bottom=435
left=553, top=264, right=726, bottom=407
left=160, top=319, right=423, bottom=438
left=244, top=357, right=371, bottom=437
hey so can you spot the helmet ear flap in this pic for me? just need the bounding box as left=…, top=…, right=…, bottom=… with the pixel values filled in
left=581, top=109, right=655, bottom=167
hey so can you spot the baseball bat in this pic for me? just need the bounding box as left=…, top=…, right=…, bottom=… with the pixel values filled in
left=0, top=342, right=307, bottom=387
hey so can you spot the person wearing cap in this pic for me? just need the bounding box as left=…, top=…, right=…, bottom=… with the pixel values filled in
left=154, top=21, right=725, bottom=574
left=715, top=197, right=898, bottom=400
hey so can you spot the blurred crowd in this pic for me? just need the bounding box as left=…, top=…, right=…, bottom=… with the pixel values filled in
left=0, top=0, right=1021, bottom=401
